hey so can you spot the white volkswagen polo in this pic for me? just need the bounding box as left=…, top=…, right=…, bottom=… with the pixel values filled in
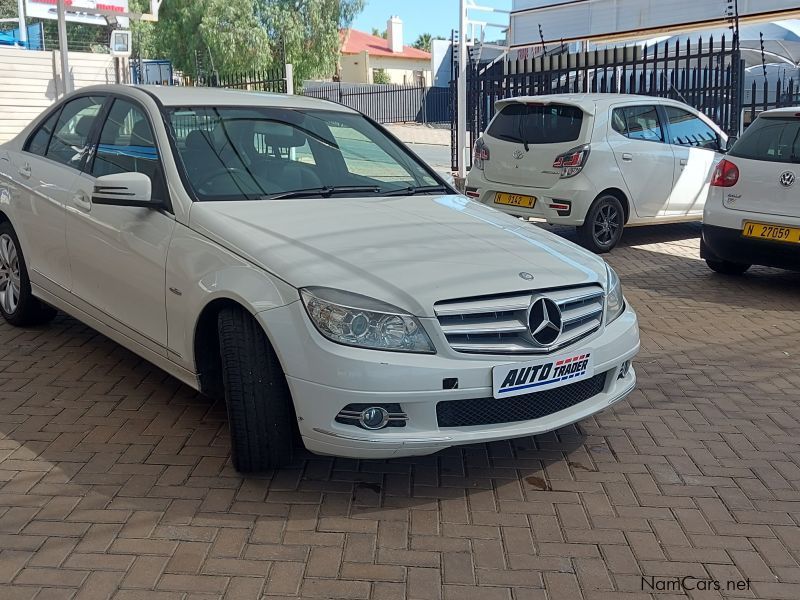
left=0, top=85, right=639, bottom=471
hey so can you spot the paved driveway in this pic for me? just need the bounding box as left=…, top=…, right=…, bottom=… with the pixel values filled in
left=1, top=223, right=799, bottom=600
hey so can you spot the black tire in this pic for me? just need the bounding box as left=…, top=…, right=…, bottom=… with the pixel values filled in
left=0, top=222, right=57, bottom=327
left=217, top=306, right=294, bottom=472
left=705, top=259, right=751, bottom=275
left=577, top=195, right=625, bottom=253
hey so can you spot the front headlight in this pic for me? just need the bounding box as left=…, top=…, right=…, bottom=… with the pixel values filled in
left=300, top=287, right=435, bottom=354
left=605, top=266, right=625, bottom=324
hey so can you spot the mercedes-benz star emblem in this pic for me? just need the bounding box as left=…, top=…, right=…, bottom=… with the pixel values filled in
left=779, top=171, right=796, bottom=188
left=512, top=149, right=525, bottom=160
left=518, top=271, right=534, bottom=280
left=528, top=297, right=562, bottom=346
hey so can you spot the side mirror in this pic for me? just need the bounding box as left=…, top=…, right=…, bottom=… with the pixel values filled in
left=92, top=172, right=159, bottom=208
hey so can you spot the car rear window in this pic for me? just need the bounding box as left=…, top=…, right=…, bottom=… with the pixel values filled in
left=729, top=116, right=800, bottom=163
left=487, top=103, right=584, bottom=144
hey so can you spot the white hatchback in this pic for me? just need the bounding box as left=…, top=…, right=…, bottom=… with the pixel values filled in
left=466, top=94, right=728, bottom=252
left=702, top=107, right=800, bottom=274
left=0, top=85, right=640, bottom=471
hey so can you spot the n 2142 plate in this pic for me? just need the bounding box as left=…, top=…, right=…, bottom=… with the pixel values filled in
left=492, top=351, right=594, bottom=399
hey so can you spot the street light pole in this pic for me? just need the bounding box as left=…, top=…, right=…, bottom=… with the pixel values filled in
left=57, top=0, right=72, bottom=95
left=457, top=0, right=468, bottom=180
left=16, top=0, right=27, bottom=45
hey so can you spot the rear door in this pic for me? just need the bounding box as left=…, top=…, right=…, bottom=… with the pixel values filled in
left=661, top=105, right=723, bottom=215
left=726, top=114, right=800, bottom=219
left=607, top=104, right=675, bottom=218
left=482, top=102, right=588, bottom=189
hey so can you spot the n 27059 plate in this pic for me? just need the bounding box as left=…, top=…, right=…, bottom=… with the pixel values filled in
left=492, top=352, right=594, bottom=399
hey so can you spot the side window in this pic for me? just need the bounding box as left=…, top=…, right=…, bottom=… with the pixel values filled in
left=45, top=96, right=105, bottom=168
left=612, top=106, right=664, bottom=143
left=664, top=107, right=719, bottom=150
left=26, top=110, right=61, bottom=157
left=92, top=99, right=167, bottom=200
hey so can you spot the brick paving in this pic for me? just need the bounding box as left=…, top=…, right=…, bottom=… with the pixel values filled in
left=1, top=223, right=800, bottom=599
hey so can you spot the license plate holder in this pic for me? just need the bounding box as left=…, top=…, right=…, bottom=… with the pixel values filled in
left=742, top=221, right=800, bottom=244
left=495, top=192, right=536, bottom=208
left=492, top=352, right=594, bottom=399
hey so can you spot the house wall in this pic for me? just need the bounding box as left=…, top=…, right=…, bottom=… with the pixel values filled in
left=369, top=55, right=432, bottom=86
left=340, top=51, right=371, bottom=84
left=0, top=48, right=118, bottom=143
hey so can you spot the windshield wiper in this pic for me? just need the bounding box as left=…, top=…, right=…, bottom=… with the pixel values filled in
left=260, top=185, right=381, bottom=200
left=382, top=184, right=452, bottom=196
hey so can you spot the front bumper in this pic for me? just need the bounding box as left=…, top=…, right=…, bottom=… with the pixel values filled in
left=702, top=224, right=800, bottom=272
left=465, top=168, right=596, bottom=225
left=258, top=301, right=640, bottom=459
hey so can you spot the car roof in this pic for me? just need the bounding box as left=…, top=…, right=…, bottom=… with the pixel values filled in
left=73, top=84, right=357, bottom=112
left=758, top=106, right=800, bottom=118
left=495, top=93, right=700, bottom=115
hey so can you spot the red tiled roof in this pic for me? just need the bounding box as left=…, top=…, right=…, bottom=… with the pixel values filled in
left=341, top=28, right=431, bottom=60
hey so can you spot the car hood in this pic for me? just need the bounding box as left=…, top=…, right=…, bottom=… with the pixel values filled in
left=189, top=195, right=608, bottom=316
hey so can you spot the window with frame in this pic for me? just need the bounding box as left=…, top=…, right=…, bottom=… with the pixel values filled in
left=612, top=106, right=664, bottom=143
left=663, top=106, right=720, bottom=150
left=44, top=96, right=105, bottom=168
left=26, top=110, right=60, bottom=157
left=91, top=99, right=167, bottom=200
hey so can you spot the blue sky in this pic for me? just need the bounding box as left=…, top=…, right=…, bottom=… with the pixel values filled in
left=352, top=0, right=512, bottom=46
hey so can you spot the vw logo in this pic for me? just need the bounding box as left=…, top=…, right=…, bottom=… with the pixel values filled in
left=512, top=149, right=525, bottom=160
left=527, top=297, right=562, bottom=346
left=518, top=271, right=534, bottom=281
left=779, top=171, right=796, bottom=188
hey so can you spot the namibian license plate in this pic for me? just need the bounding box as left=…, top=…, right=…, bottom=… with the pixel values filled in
left=495, top=192, right=536, bottom=208
left=492, top=351, right=594, bottom=399
left=742, top=221, right=800, bottom=244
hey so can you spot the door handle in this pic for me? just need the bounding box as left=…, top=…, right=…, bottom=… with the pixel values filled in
left=73, top=191, right=92, bottom=213
left=18, top=163, right=31, bottom=178
left=680, top=159, right=688, bottom=166
left=621, top=153, right=633, bottom=162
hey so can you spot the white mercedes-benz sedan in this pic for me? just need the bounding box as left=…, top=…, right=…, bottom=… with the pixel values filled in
left=0, top=85, right=640, bottom=471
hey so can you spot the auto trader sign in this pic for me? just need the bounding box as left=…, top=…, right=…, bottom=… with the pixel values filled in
left=26, top=0, right=130, bottom=27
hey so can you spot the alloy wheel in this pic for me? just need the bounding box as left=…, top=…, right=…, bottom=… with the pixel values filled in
left=0, top=233, right=21, bottom=315
left=593, top=203, right=621, bottom=246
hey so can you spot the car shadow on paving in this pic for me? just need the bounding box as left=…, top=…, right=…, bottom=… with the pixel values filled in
left=0, top=222, right=799, bottom=599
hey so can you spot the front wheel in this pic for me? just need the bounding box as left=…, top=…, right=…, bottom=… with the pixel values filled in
left=217, top=306, right=295, bottom=472
left=706, top=259, right=750, bottom=275
left=0, top=222, right=57, bottom=327
left=577, top=195, right=625, bottom=253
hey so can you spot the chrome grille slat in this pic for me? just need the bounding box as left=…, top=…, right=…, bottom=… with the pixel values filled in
left=434, top=285, right=605, bottom=355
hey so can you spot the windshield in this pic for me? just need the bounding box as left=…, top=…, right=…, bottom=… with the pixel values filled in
left=167, top=106, right=441, bottom=200
left=486, top=103, right=584, bottom=144
left=729, top=116, right=800, bottom=164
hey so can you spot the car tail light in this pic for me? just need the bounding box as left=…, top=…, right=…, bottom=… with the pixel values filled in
left=553, top=145, right=590, bottom=178
left=473, top=138, right=489, bottom=170
left=711, top=159, right=739, bottom=187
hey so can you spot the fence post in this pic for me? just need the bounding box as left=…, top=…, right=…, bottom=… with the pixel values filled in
left=285, top=63, right=294, bottom=94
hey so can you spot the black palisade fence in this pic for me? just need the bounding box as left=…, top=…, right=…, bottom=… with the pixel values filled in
left=455, top=35, right=746, bottom=170
left=744, top=76, right=799, bottom=126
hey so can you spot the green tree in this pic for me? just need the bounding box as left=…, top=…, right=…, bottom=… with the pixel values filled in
left=372, top=68, right=390, bottom=84
left=371, top=27, right=387, bottom=39
left=412, top=33, right=446, bottom=53
left=256, top=0, right=364, bottom=85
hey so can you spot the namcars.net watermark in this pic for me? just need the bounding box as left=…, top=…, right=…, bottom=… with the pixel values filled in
left=642, top=576, right=751, bottom=593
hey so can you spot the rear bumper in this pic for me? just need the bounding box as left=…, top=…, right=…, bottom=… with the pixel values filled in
left=701, top=224, right=800, bottom=271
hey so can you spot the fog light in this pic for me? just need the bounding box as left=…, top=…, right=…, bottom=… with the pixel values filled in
left=360, top=407, right=390, bottom=430
left=618, top=360, right=631, bottom=379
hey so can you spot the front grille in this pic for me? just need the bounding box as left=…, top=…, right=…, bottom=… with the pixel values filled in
left=434, top=285, right=604, bottom=354
left=436, top=371, right=608, bottom=427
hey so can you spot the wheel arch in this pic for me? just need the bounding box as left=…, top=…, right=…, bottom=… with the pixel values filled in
left=596, top=187, right=630, bottom=224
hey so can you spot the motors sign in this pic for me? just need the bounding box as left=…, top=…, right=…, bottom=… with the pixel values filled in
left=25, top=0, right=130, bottom=27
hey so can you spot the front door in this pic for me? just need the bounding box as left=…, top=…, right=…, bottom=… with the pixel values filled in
left=662, top=106, right=723, bottom=215
left=67, top=97, right=175, bottom=354
left=607, top=104, right=675, bottom=218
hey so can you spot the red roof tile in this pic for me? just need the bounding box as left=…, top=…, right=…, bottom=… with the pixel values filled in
left=341, top=29, right=431, bottom=60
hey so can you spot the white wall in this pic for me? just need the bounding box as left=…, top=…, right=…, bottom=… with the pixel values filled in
left=369, top=55, right=431, bottom=85
left=511, top=0, right=800, bottom=45
left=0, top=48, right=118, bottom=143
